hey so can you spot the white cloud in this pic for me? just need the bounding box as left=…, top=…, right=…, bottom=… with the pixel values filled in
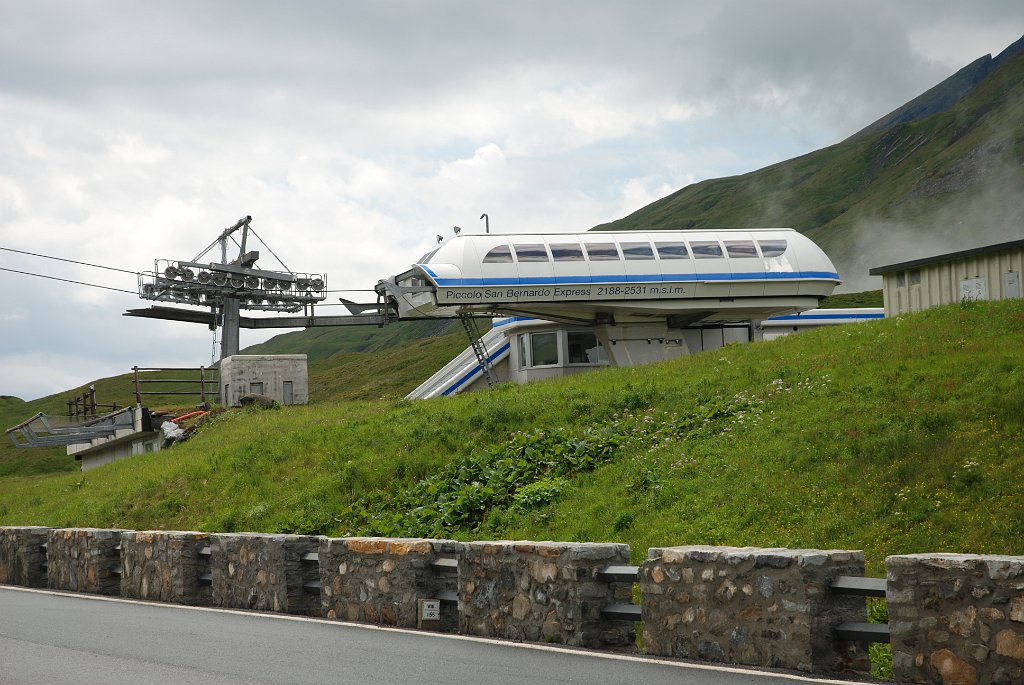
left=1, top=1, right=1022, bottom=399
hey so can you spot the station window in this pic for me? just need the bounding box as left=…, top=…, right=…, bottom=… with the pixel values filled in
left=758, top=240, right=787, bottom=258
left=514, top=244, right=549, bottom=262
left=483, top=245, right=513, bottom=263
left=249, top=382, right=264, bottom=395
left=585, top=243, right=621, bottom=261
left=724, top=240, right=758, bottom=258
left=530, top=332, right=559, bottom=366
left=567, top=332, right=606, bottom=364
left=518, top=334, right=528, bottom=370
left=655, top=242, right=690, bottom=259
left=621, top=242, right=655, bottom=260
left=550, top=243, right=585, bottom=261
left=690, top=241, right=724, bottom=259
left=896, top=272, right=906, bottom=287
left=909, top=269, right=921, bottom=285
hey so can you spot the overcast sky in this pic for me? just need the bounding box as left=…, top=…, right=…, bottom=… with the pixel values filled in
left=1, top=1, right=1022, bottom=401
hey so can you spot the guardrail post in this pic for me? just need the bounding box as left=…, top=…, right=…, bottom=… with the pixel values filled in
left=119, top=531, right=212, bottom=605
left=887, top=553, right=1024, bottom=685
left=0, top=526, right=52, bottom=588
left=639, top=546, right=869, bottom=675
left=458, top=541, right=635, bottom=648
left=46, top=528, right=127, bottom=595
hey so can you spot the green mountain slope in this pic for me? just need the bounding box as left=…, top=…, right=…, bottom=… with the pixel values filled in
left=241, top=319, right=457, bottom=361
left=595, top=41, right=1024, bottom=290
left=2, top=299, right=1022, bottom=579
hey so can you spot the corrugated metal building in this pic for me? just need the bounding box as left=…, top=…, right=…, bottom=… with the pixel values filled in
left=869, top=239, right=1023, bottom=316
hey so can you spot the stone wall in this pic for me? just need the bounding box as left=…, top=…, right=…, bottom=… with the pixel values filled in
left=120, top=531, right=211, bottom=605
left=0, top=526, right=51, bottom=587
left=320, top=537, right=461, bottom=629
left=888, top=553, right=1024, bottom=685
left=210, top=533, right=323, bottom=615
left=47, top=528, right=126, bottom=595
left=458, top=541, right=634, bottom=648
left=639, top=546, right=868, bottom=674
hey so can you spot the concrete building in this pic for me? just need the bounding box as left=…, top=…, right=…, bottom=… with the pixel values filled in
left=63, top=406, right=163, bottom=472
left=869, top=239, right=1023, bottom=317
left=219, top=354, right=309, bottom=407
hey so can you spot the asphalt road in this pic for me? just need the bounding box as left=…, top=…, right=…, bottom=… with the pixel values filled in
left=0, top=586, right=869, bottom=685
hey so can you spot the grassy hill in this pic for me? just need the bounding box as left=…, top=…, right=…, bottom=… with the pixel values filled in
left=595, top=40, right=1024, bottom=290
left=241, top=319, right=457, bottom=361
left=0, top=322, right=469, bottom=477
left=2, top=299, right=1022, bottom=583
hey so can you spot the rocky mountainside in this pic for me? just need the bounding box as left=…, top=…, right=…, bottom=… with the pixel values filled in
left=850, top=35, right=1024, bottom=139
left=595, top=36, right=1024, bottom=290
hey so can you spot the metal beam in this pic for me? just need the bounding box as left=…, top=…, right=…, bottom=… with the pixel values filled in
left=834, top=622, right=890, bottom=644
left=830, top=576, right=887, bottom=597
left=124, top=306, right=392, bottom=329
left=601, top=603, right=642, bottom=621
left=597, top=565, right=639, bottom=583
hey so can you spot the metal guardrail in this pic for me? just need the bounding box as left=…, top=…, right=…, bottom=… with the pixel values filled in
left=831, top=576, right=890, bottom=644
left=431, top=557, right=459, bottom=605
left=300, top=551, right=321, bottom=594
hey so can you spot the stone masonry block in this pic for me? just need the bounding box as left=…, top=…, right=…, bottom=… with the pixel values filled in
left=888, top=553, right=1024, bottom=685
left=0, top=526, right=52, bottom=588
left=120, top=531, right=211, bottom=605
left=320, top=537, right=462, bottom=630
left=46, top=528, right=127, bottom=595
left=640, top=546, right=868, bottom=675
left=211, top=533, right=323, bottom=615
left=458, top=540, right=634, bottom=648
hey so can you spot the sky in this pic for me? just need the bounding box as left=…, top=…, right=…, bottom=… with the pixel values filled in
left=1, top=1, right=1023, bottom=401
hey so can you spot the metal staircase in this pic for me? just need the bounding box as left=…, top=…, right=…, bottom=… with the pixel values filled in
left=458, top=313, right=496, bottom=388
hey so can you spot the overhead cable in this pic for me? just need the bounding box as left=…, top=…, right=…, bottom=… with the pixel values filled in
left=0, top=266, right=136, bottom=294
left=0, top=246, right=139, bottom=275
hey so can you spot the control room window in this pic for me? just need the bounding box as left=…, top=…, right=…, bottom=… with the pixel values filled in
left=724, top=240, right=758, bottom=258
left=514, top=244, right=549, bottom=262
left=585, top=243, right=620, bottom=261
left=655, top=242, right=690, bottom=259
left=690, top=241, right=724, bottom=258
left=621, top=242, right=655, bottom=260
left=896, top=272, right=906, bottom=287
left=530, top=332, right=559, bottom=366
left=758, top=240, right=787, bottom=258
left=567, top=332, right=606, bottom=364
left=483, top=245, right=513, bottom=263
left=909, top=269, right=921, bottom=285
left=551, top=243, right=585, bottom=261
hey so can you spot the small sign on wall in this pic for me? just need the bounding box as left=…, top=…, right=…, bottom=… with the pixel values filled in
left=959, top=277, right=988, bottom=302
left=418, top=598, right=441, bottom=630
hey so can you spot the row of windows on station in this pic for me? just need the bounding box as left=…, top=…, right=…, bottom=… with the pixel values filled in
left=517, top=330, right=607, bottom=368
left=481, top=239, right=788, bottom=264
